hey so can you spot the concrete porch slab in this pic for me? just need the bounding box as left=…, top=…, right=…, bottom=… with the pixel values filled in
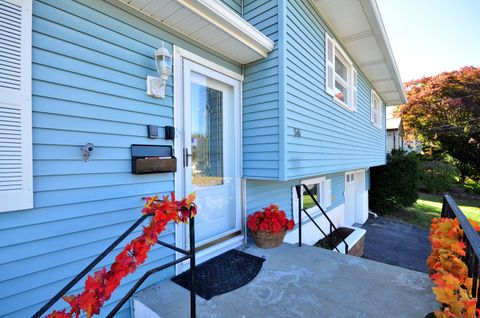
left=133, top=243, right=437, bottom=318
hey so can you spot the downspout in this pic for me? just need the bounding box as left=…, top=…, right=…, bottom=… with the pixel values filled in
left=241, top=65, right=247, bottom=245
left=240, top=0, right=248, bottom=245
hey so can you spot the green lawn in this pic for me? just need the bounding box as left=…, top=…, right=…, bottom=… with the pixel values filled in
left=386, top=193, right=480, bottom=228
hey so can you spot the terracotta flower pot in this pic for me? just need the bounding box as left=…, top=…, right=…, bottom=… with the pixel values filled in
left=252, top=230, right=286, bottom=249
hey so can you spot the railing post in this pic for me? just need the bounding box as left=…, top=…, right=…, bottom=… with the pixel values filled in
left=189, top=217, right=196, bottom=318
left=295, top=185, right=302, bottom=247
left=329, top=223, right=333, bottom=250
left=441, top=196, right=447, bottom=218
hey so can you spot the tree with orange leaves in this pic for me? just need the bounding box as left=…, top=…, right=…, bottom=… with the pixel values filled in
left=399, top=66, right=480, bottom=182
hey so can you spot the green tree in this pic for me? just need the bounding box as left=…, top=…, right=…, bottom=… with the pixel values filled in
left=400, top=66, right=480, bottom=182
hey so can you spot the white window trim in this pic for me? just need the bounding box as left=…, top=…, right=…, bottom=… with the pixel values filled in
left=292, top=177, right=332, bottom=223
left=325, top=33, right=358, bottom=112
left=371, top=89, right=382, bottom=128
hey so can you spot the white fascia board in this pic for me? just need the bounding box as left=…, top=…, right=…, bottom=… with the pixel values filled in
left=180, top=0, right=275, bottom=56
left=118, top=0, right=274, bottom=64
left=361, top=0, right=406, bottom=104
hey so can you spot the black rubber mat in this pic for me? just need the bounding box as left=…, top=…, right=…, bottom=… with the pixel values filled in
left=171, top=249, right=265, bottom=300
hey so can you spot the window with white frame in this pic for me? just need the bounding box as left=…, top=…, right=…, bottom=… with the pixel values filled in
left=292, top=177, right=332, bottom=223
left=325, top=33, right=357, bottom=111
left=371, top=90, right=382, bottom=128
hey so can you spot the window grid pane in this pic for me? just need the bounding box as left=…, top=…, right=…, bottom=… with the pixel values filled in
left=303, top=184, right=318, bottom=210
left=335, top=56, right=348, bottom=82
left=335, top=80, right=348, bottom=103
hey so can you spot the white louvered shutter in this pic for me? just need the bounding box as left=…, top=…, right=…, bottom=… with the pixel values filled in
left=0, top=0, right=33, bottom=212
left=324, top=179, right=332, bottom=208
left=325, top=33, right=335, bottom=96
left=351, top=68, right=358, bottom=110
left=370, top=90, right=375, bottom=124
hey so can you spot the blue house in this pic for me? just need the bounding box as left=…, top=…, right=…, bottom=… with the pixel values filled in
left=0, top=0, right=405, bottom=316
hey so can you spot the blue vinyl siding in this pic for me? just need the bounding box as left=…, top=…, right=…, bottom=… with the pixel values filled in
left=246, top=171, right=345, bottom=220
left=247, top=179, right=297, bottom=218
left=242, top=0, right=281, bottom=180
left=284, top=0, right=386, bottom=180
left=220, top=0, right=242, bottom=15
left=0, top=0, right=238, bottom=317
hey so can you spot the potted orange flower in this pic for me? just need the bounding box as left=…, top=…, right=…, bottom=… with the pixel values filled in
left=247, top=204, right=295, bottom=249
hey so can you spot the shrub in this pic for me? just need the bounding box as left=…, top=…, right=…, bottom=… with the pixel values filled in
left=369, top=150, right=419, bottom=214
left=465, top=178, right=480, bottom=195
left=418, top=160, right=460, bottom=193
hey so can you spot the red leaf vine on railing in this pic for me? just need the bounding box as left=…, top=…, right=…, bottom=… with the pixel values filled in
left=428, top=217, right=480, bottom=318
left=47, top=192, right=197, bottom=318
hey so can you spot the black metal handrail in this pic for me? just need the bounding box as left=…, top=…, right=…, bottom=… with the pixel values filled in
left=441, top=194, right=480, bottom=308
left=32, top=213, right=196, bottom=318
left=295, top=184, right=348, bottom=254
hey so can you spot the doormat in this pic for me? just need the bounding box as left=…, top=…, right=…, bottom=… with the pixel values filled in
left=171, top=249, right=265, bottom=300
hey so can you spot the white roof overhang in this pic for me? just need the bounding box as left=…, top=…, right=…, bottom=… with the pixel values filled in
left=116, top=0, right=275, bottom=64
left=314, top=0, right=407, bottom=105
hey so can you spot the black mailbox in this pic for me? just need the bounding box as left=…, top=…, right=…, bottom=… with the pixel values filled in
left=131, top=144, right=176, bottom=174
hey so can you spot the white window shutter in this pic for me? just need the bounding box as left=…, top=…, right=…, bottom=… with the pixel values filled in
left=325, top=33, right=335, bottom=96
left=370, top=90, right=375, bottom=123
left=379, top=100, right=384, bottom=127
left=291, top=187, right=299, bottom=224
left=0, top=0, right=33, bottom=213
left=324, top=179, right=332, bottom=208
left=318, top=179, right=324, bottom=207
left=351, top=68, right=358, bottom=110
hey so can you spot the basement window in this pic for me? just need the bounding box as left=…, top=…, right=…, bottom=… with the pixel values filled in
left=292, top=177, right=332, bottom=223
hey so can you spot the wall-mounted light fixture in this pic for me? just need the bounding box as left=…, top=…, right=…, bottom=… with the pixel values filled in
left=146, top=42, right=172, bottom=98
left=81, top=143, right=94, bottom=162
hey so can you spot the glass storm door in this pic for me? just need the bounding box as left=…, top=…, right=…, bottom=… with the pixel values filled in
left=183, top=59, right=241, bottom=248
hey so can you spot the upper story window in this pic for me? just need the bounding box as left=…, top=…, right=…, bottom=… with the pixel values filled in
left=371, top=90, right=382, bottom=128
left=325, top=33, right=358, bottom=111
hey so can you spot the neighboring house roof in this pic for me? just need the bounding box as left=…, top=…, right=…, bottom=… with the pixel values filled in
left=387, top=117, right=401, bottom=130
left=315, top=0, right=407, bottom=105
left=117, top=0, right=275, bottom=64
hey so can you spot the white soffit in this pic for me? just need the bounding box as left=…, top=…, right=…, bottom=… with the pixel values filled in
left=117, top=0, right=274, bottom=64
left=314, top=0, right=407, bottom=105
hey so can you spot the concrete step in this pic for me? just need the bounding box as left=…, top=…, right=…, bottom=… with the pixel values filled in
left=133, top=243, right=437, bottom=318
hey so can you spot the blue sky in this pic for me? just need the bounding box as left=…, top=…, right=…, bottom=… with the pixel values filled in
left=376, top=0, right=480, bottom=83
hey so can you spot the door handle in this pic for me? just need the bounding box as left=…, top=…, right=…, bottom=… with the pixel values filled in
left=184, top=147, right=192, bottom=167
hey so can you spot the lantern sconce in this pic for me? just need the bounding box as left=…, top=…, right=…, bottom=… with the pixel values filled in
left=146, top=42, right=172, bottom=98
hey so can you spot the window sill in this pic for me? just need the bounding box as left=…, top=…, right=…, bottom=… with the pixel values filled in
left=334, top=97, right=355, bottom=112
left=372, top=122, right=382, bottom=129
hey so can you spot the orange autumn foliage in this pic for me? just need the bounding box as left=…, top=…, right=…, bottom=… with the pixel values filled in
left=47, top=192, right=197, bottom=318
left=428, top=218, right=480, bottom=318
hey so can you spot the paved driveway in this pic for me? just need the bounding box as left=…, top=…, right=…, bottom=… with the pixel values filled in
left=362, top=217, right=431, bottom=273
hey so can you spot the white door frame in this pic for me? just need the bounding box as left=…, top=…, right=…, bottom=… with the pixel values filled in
left=173, top=46, right=244, bottom=273
left=344, top=169, right=367, bottom=225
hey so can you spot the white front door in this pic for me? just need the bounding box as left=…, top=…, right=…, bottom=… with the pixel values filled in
left=179, top=56, right=242, bottom=250
left=344, top=173, right=356, bottom=226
